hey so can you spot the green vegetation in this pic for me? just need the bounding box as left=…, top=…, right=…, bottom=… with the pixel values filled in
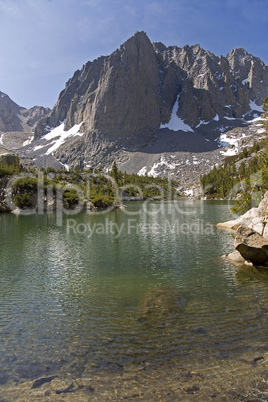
left=200, top=141, right=268, bottom=199
left=0, top=157, right=179, bottom=210
left=63, top=188, right=80, bottom=208
left=90, top=193, right=115, bottom=208
left=122, top=171, right=177, bottom=199
left=200, top=97, right=268, bottom=213
left=13, top=192, right=33, bottom=209
left=12, top=177, right=38, bottom=209
left=13, top=177, right=38, bottom=191
left=0, top=155, right=21, bottom=177
left=88, top=172, right=116, bottom=208
left=85, top=162, right=179, bottom=207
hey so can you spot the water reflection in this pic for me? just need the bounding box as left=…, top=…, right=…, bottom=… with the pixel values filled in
left=0, top=201, right=268, bottom=390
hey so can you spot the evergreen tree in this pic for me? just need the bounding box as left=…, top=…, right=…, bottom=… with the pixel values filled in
left=263, top=95, right=268, bottom=114
left=111, top=161, right=120, bottom=185
left=200, top=95, right=268, bottom=212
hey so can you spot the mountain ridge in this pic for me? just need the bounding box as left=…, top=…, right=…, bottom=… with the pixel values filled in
left=1, top=31, right=267, bottom=191
left=34, top=31, right=268, bottom=140
left=0, top=91, right=50, bottom=150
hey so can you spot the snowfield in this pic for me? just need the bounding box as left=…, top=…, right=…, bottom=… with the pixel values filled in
left=160, top=95, right=193, bottom=132
left=44, top=123, right=84, bottom=155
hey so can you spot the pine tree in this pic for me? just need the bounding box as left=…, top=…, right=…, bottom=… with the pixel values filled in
left=111, top=161, right=119, bottom=185
left=263, top=95, right=268, bottom=115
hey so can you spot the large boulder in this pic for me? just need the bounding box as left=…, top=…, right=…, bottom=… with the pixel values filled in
left=217, top=207, right=261, bottom=230
left=217, top=191, right=268, bottom=238
left=234, top=225, right=268, bottom=265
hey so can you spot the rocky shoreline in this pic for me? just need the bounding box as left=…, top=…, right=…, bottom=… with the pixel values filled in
left=218, top=191, right=268, bottom=268
left=1, top=350, right=268, bottom=401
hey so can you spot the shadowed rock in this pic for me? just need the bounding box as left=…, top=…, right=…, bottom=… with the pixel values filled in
left=235, top=226, right=268, bottom=265
left=31, top=32, right=268, bottom=172
left=217, top=191, right=268, bottom=237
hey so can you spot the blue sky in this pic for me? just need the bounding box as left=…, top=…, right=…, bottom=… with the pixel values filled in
left=0, top=0, right=267, bottom=109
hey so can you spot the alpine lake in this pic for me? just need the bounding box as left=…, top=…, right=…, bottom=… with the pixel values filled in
left=0, top=200, right=268, bottom=400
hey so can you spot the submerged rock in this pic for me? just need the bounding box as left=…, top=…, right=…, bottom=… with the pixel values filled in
left=32, top=375, right=59, bottom=389
left=234, top=226, right=268, bottom=265
left=138, top=287, right=186, bottom=326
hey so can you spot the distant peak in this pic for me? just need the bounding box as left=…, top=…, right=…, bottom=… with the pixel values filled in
left=120, top=31, right=152, bottom=51
left=124, top=31, right=150, bottom=44
left=153, top=41, right=167, bottom=52
left=0, top=91, right=19, bottom=106
left=133, top=31, right=148, bottom=38
left=191, top=44, right=201, bottom=54
left=232, top=47, right=248, bottom=53
left=227, top=47, right=250, bottom=58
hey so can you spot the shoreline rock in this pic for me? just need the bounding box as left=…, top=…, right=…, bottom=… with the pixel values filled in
left=218, top=191, right=268, bottom=268
left=234, top=226, right=268, bottom=265
left=227, top=250, right=252, bottom=266
left=217, top=191, right=268, bottom=237
left=10, top=201, right=126, bottom=215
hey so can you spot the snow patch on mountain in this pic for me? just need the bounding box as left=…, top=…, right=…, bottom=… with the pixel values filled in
left=219, top=133, right=240, bottom=147
left=220, top=147, right=239, bottom=157
left=250, top=100, right=263, bottom=113
left=44, top=122, right=84, bottom=155
left=224, top=116, right=236, bottom=121
left=33, top=144, right=46, bottom=151
left=257, top=127, right=266, bottom=134
left=219, top=133, right=242, bottom=156
left=160, top=95, right=193, bottom=132
left=137, top=166, right=147, bottom=176
left=40, top=123, right=84, bottom=155
left=146, top=157, right=178, bottom=177
left=23, top=136, right=34, bottom=146
left=196, top=114, right=219, bottom=128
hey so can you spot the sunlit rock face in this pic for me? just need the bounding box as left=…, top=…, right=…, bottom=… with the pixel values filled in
left=0, top=91, right=50, bottom=149
left=35, top=32, right=268, bottom=140
left=0, top=31, right=263, bottom=183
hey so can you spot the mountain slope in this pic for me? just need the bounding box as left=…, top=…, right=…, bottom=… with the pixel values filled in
left=34, top=32, right=268, bottom=140
left=0, top=91, right=50, bottom=150
left=13, top=32, right=268, bottom=186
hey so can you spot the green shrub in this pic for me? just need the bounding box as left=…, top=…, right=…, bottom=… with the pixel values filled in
left=63, top=188, right=80, bottom=208
left=0, top=164, right=15, bottom=177
left=0, top=162, right=20, bottom=177
left=13, top=192, right=33, bottom=209
left=13, top=177, right=38, bottom=191
left=90, top=193, right=114, bottom=208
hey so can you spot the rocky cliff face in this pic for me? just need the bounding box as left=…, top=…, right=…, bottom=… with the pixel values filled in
left=35, top=31, right=268, bottom=140
left=7, top=32, right=268, bottom=185
left=35, top=32, right=162, bottom=145
left=0, top=92, right=23, bottom=132
left=0, top=91, right=50, bottom=150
